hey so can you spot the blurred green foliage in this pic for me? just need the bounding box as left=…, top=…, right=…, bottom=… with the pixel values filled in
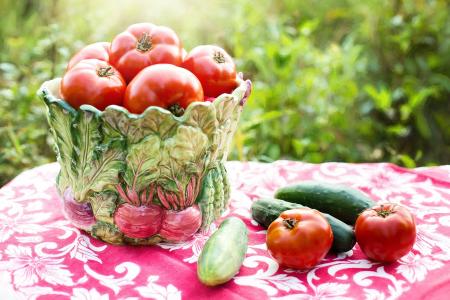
left=1, top=0, right=449, bottom=186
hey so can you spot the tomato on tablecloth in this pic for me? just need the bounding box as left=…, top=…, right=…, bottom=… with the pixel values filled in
left=0, top=161, right=449, bottom=299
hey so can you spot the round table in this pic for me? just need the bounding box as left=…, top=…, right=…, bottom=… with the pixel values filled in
left=1, top=161, right=449, bottom=299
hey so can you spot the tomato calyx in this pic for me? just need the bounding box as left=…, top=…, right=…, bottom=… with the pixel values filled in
left=375, top=204, right=397, bottom=218
left=169, top=103, right=185, bottom=117
left=213, top=51, right=226, bottom=64
left=96, top=65, right=115, bottom=77
left=136, top=32, right=153, bottom=52
left=282, top=218, right=297, bottom=230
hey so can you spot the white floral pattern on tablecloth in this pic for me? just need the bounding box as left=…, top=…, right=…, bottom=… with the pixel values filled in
left=0, top=161, right=449, bottom=299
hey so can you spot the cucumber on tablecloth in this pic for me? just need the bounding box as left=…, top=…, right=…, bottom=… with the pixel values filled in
left=275, top=181, right=376, bottom=225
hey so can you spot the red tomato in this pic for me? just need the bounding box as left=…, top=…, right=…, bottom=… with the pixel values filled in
left=124, top=64, right=204, bottom=115
left=60, top=59, right=126, bottom=111
left=355, top=203, right=416, bottom=262
left=182, top=45, right=238, bottom=97
left=110, top=23, right=183, bottom=82
left=266, top=208, right=333, bottom=269
left=67, top=42, right=110, bottom=70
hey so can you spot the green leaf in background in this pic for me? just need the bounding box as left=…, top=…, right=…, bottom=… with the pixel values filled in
left=409, top=87, right=437, bottom=110
left=240, top=110, right=288, bottom=131
left=397, top=154, right=416, bottom=168
left=364, top=85, right=392, bottom=111
left=2, top=0, right=450, bottom=187
left=387, top=125, right=410, bottom=137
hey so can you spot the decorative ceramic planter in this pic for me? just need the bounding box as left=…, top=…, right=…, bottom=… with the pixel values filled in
left=38, top=77, right=251, bottom=245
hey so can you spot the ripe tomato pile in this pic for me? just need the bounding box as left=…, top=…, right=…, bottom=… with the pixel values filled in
left=265, top=204, right=416, bottom=270
left=60, top=23, right=238, bottom=115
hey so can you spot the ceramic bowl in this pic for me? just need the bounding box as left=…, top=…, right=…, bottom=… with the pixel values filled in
left=38, top=77, right=251, bottom=245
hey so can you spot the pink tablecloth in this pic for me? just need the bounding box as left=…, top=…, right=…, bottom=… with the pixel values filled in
left=1, top=161, right=449, bottom=300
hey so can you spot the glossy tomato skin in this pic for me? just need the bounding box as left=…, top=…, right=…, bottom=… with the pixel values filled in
left=110, top=23, right=183, bottom=82
left=182, top=45, right=238, bottom=97
left=67, top=42, right=110, bottom=70
left=60, top=59, right=126, bottom=111
left=266, top=208, right=333, bottom=269
left=124, top=64, right=204, bottom=115
left=355, top=203, right=416, bottom=262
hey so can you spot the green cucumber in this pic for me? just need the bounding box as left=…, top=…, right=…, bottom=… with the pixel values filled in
left=197, top=217, right=248, bottom=286
left=251, top=198, right=356, bottom=253
left=275, top=181, right=376, bottom=225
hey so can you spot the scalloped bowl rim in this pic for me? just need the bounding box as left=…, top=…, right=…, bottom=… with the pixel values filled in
left=38, top=76, right=250, bottom=122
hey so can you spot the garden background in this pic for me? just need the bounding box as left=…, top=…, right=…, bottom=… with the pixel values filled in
left=1, top=0, right=449, bottom=186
